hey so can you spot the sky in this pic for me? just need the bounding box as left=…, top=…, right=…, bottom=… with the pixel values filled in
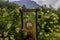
left=9, top=0, right=60, bottom=9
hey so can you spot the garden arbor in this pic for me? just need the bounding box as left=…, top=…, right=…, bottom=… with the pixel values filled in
left=20, top=9, right=39, bottom=40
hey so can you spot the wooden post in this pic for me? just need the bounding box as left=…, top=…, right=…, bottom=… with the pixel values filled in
left=20, top=10, right=23, bottom=40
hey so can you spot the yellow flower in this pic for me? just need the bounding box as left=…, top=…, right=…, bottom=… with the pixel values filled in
left=15, top=27, right=20, bottom=33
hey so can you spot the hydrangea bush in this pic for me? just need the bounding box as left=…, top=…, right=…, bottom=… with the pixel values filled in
left=0, top=7, right=24, bottom=40
left=38, top=7, right=60, bottom=40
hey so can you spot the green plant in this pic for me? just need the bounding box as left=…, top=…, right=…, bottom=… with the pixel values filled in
left=38, top=7, right=60, bottom=40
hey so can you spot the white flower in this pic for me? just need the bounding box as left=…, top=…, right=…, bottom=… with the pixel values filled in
left=50, top=21, right=53, bottom=24
left=11, top=35, right=14, bottom=37
left=25, top=19, right=28, bottom=21
left=40, top=32, right=42, bottom=35
left=15, top=27, right=20, bottom=33
left=45, top=16, right=50, bottom=19
left=51, top=30, right=53, bottom=32
left=7, top=23, right=12, bottom=29
left=47, top=10, right=50, bottom=13
left=57, top=17, right=59, bottom=19
left=10, top=35, right=14, bottom=40
left=48, top=27, right=51, bottom=30
left=59, top=27, right=60, bottom=29
left=0, top=34, right=2, bottom=36
left=56, top=29, right=59, bottom=31
left=26, top=16, right=29, bottom=18
left=19, top=7, right=22, bottom=9
left=41, top=12, right=44, bottom=14
left=55, top=15, right=58, bottom=17
left=53, top=18, right=56, bottom=20
left=44, top=22, right=46, bottom=24
left=2, top=8, right=6, bottom=11
left=41, top=24, right=45, bottom=28
left=32, top=12, right=35, bottom=15
left=45, top=34, right=49, bottom=37
left=5, top=37, right=9, bottom=40
left=3, top=12, right=8, bottom=17
left=51, top=13, right=55, bottom=15
left=4, top=32, right=8, bottom=37
left=54, top=20, right=58, bottom=23
left=10, top=37, right=14, bottom=39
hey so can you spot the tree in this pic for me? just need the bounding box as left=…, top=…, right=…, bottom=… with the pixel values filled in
left=0, top=1, right=23, bottom=40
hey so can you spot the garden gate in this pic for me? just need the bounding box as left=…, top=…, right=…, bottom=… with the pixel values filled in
left=20, top=9, right=39, bottom=40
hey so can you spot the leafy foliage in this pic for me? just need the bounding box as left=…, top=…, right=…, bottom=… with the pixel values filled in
left=37, top=7, right=60, bottom=40
left=0, top=1, right=20, bottom=11
left=0, top=7, right=24, bottom=40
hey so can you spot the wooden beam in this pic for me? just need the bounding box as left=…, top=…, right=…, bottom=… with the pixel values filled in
left=19, top=9, right=39, bottom=12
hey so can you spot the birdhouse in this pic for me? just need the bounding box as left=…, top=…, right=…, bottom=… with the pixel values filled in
left=23, top=20, right=36, bottom=40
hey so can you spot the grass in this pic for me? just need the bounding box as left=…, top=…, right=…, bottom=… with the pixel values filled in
left=53, top=32, right=60, bottom=37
